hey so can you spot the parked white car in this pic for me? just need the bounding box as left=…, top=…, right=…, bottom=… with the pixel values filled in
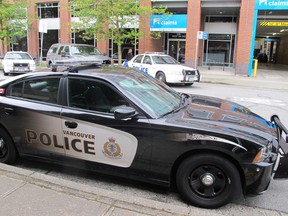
left=126, top=52, right=201, bottom=86
left=1, top=51, right=36, bottom=76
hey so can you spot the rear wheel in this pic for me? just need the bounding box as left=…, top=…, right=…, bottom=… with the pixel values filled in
left=156, top=72, right=166, bottom=83
left=176, top=154, right=241, bottom=208
left=0, top=128, right=18, bottom=164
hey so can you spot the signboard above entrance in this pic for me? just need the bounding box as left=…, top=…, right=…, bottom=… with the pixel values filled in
left=260, top=21, right=288, bottom=26
left=256, top=0, right=288, bottom=10
left=150, top=14, right=187, bottom=32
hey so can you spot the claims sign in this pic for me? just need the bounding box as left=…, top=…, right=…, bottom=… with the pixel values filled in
left=260, top=22, right=288, bottom=26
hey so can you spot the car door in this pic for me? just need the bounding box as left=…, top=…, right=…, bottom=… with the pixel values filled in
left=60, top=76, right=152, bottom=173
left=128, top=54, right=146, bottom=72
left=0, top=76, right=64, bottom=157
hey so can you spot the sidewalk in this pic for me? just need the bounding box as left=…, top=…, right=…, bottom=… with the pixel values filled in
left=0, top=163, right=220, bottom=216
left=198, top=63, right=288, bottom=90
left=0, top=163, right=287, bottom=216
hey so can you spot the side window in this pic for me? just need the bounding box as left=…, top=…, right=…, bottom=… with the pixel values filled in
left=9, top=78, right=60, bottom=104
left=68, top=78, right=128, bottom=113
left=133, top=55, right=143, bottom=63
left=58, top=46, right=64, bottom=55
left=143, top=56, right=152, bottom=64
left=64, top=46, right=70, bottom=53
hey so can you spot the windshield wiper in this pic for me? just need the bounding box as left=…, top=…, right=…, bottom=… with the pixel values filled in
left=160, top=93, right=190, bottom=117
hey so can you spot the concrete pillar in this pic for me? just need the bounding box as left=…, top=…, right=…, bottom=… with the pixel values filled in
left=235, top=0, right=255, bottom=75
left=185, top=0, right=201, bottom=68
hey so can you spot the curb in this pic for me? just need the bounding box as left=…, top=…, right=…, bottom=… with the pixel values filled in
left=0, top=163, right=221, bottom=216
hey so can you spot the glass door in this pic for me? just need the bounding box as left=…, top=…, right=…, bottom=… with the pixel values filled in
left=168, top=40, right=186, bottom=63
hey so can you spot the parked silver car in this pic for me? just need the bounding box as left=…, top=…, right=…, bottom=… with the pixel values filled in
left=46, top=43, right=111, bottom=72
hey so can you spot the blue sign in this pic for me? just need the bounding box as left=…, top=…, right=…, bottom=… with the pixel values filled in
left=256, top=0, right=288, bottom=10
left=150, top=14, right=187, bottom=32
left=202, top=32, right=208, bottom=40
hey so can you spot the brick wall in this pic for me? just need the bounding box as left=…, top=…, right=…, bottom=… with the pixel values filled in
left=235, top=0, right=255, bottom=75
left=185, top=0, right=201, bottom=68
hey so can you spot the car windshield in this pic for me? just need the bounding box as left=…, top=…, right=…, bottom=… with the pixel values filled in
left=152, top=55, right=178, bottom=64
left=110, top=72, right=182, bottom=118
left=71, top=45, right=101, bottom=55
left=5, top=53, right=32, bottom=60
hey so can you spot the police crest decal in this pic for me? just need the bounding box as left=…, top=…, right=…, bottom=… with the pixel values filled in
left=102, top=137, right=123, bottom=159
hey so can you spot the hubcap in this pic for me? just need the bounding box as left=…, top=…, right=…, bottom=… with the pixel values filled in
left=201, top=173, right=215, bottom=186
left=189, top=165, right=226, bottom=198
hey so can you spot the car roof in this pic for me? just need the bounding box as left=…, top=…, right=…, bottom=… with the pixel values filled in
left=51, top=43, right=94, bottom=47
left=0, top=65, right=140, bottom=86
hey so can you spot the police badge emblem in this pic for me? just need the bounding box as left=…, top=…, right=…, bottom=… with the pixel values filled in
left=102, top=137, right=123, bottom=159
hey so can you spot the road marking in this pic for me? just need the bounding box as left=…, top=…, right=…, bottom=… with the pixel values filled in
left=230, top=97, right=287, bottom=106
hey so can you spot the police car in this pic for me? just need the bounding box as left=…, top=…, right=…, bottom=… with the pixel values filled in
left=127, top=52, right=200, bottom=86
left=0, top=65, right=287, bottom=209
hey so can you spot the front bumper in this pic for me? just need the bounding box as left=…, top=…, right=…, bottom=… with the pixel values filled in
left=244, top=161, right=276, bottom=195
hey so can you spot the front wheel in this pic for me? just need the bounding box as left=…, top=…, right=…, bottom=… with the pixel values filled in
left=176, top=154, right=241, bottom=209
left=156, top=72, right=166, bottom=83
left=0, top=128, right=18, bottom=164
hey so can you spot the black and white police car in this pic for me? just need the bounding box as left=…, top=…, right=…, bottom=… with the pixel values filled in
left=0, top=64, right=287, bottom=209
left=127, top=52, right=201, bottom=86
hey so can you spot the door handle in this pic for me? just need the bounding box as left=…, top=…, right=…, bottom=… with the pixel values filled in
left=4, top=107, right=14, bottom=115
left=65, top=121, right=78, bottom=129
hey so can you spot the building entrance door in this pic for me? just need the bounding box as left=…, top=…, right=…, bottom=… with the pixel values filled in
left=168, top=40, right=186, bottom=63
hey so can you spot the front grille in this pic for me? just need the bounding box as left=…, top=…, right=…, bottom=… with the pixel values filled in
left=103, top=59, right=111, bottom=64
left=184, top=70, right=196, bottom=75
left=14, top=63, right=29, bottom=67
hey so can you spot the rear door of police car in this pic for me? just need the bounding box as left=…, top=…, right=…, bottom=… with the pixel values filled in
left=0, top=75, right=64, bottom=157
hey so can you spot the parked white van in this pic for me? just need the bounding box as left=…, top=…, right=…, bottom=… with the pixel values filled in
left=46, top=43, right=111, bottom=72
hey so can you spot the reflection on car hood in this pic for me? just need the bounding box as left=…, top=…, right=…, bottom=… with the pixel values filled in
left=165, top=94, right=276, bottom=144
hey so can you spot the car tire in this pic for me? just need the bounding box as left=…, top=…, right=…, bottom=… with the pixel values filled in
left=3, top=70, right=8, bottom=76
left=52, top=65, right=57, bottom=72
left=176, top=154, right=241, bottom=209
left=0, top=128, right=18, bottom=164
left=184, top=83, right=193, bottom=86
left=156, top=72, right=166, bottom=83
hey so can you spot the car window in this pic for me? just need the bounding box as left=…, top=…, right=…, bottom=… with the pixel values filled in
left=5, top=53, right=32, bottom=60
left=58, top=46, right=65, bottom=55
left=152, top=55, right=178, bottom=64
left=143, top=56, right=152, bottom=64
left=133, top=55, right=143, bottom=63
left=48, top=46, right=58, bottom=54
left=111, top=73, right=181, bottom=118
left=9, top=78, right=60, bottom=104
left=64, top=46, right=70, bottom=53
left=70, top=45, right=101, bottom=55
left=68, top=78, right=128, bottom=113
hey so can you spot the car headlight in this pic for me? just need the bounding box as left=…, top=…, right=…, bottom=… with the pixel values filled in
left=252, top=141, right=273, bottom=163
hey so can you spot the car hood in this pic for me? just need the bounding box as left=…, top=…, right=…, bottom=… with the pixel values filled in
left=154, top=64, right=197, bottom=71
left=163, top=94, right=277, bottom=145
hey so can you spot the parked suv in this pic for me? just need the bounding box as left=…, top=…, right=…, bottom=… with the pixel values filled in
left=46, top=43, right=111, bottom=72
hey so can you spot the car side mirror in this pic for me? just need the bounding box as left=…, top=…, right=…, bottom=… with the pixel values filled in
left=114, top=106, right=138, bottom=120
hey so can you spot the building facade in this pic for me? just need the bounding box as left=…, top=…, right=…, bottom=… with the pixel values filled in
left=2, top=0, right=288, bottom=76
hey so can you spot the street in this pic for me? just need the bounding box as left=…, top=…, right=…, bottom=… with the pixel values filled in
left=12, top=80, right=288, bottom=215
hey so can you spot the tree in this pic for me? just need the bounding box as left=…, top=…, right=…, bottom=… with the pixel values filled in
left=0, top=0, right=28, bottom=54
left=71, top=0, right=169, bottom=64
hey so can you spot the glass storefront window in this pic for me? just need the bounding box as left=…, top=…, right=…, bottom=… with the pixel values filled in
left=37, top=3, right=59, bottom=19
left=203, top=34, right=235, bottom=67
left=38, top=30, right=59, bottom=60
